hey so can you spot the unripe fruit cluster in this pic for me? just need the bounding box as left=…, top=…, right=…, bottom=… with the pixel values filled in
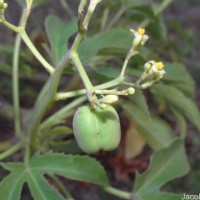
left=73, top=105, right=121, bottom=154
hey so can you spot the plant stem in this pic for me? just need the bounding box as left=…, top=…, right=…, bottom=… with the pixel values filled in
left=56, top=77, right=123, bottom=100
left=0, top=20, right=19, bottom=32
left=104, top=186, right=131, bottom=200
left=40, top=96, right=86, bottom=129
left=12, top=9, right=28, bottom=138
left=13, top=32, right=22, bottom=138
left=29, top=58, right=70, bottom=148
left=21, top=0, right=33, bottom=27
left=0, top=141, right=11, bottom=152
left=49, top=173, right=74, bottom=200
left=28, top=0, right=101, bottom=150
left=60, top=0, right=74, bottom=18
left=19, top=28, right=54, bottom=74
left=71, top=52, right=95, bottom=100
left=24, top=144, right=31, bottom=166
left=0, top=142, right=22, bottom=161
left=120, top=38, right=138, bottom=78
left=139, top=0, right=173, bottom=28
left=106, top=7, right=125, bottom=29
left=100, top=7, right=109, bottom=31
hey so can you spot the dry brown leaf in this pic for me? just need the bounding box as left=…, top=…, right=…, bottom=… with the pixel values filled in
left=125, top=122, right=146, bottom=159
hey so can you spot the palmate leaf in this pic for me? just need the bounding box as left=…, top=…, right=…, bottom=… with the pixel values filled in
left=133, top=139, right=190, bottom=200
left=153, top=84, right=200, bottom=132
left=169, top=105, right=187, bottom=140
left=163, top=62, right=195, bottom=97
left=78, top=29, right=133, bottom=64
left=45, top=16, right=77, bottom=65
left=122, top=102, right=175, bottom=150
left=128, top=89, right=150, bottom=117
left=0, top=153, right=109, bottom=200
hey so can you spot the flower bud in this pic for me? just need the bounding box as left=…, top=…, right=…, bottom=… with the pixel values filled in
left=99, top=95, right=118, bottom=104
left=144, top=62, right=152, bottom=71
left=3, top=2, right=7, bottom=9
left=126, top=87, right=135, bottom=95
left=131, top=28, right=149, bottom=47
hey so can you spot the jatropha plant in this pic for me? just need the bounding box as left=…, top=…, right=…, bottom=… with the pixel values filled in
left=0, top=0, right=197, bottom=199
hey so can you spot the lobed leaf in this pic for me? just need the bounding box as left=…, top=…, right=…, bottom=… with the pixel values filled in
left=123, top=102, right=175, bottom=150
left=169, top=105, right=187, bottom=139
left=45, top=16, right=77, bottom=65
left=128, top=89, right=150, bottom=117
left=153, top=84, right=200, bottom=132
left=163, top=63, right=195, bottom=97
left=0, top=153, right=109, bottom=200
left=78, top=29, right=133, bottom=64
left=133, top=139, right=190, bottom=200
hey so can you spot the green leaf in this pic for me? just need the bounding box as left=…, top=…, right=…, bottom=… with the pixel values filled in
left=27, top=172, right=65, bottom=200
left=133, top=139, right=190, bottom=200
left=42, top=126, right=72, bottom=140
left=128, top=89, right=150, bottom=117
left=121, top=0, right=150, bottom=8
left=95, top=67, right=120, bottom=79
left=45, top=16, right=77, bottom=65
left=0, top=153, right=109, bottom=200
left=153, top=84, right=200, bottom=132
left=78, top=29, right=133, bottom=64
left=163, top=63, right=195, bottom=97
left=169, top=105, right=187, bottom=140
left=0, top=165, right=25, bottom=200
left=122, top=102, right=175, bottom=150
left=50, top=140, right=82, bottom=154
left=40, top=96, right=86, bottom=130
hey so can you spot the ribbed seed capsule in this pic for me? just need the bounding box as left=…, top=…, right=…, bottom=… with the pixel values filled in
left=72, top=105, right=121, bottom=154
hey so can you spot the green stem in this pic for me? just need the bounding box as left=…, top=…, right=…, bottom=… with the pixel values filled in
left=134, top=72, right=148, bottom=86
left=34, top=80, right=50, bottom=107
left=40, top=96, right=86, bottom=129
left=56, top=77, right=123, bottom=100
left=21, top=0, right=33, bottom=27
left=0, top=141, right=11, bottom=152
left=120, top=50, right=138, bottom=78
left=71, top=52, right=95, bottom=99
left=19, top=28, right=54, bottom=74
left=139, top=0, right=173, bottom=28
left=0, top=20, right=19, bottom=32
left=154, top=0, right=174, bottom=15
left=12, top=33, right=22, bottom=138
left=104, top=186, right=131, bottom=200
left=0, top=142, right=22, bottom=161
left=29, top=58, right=70, bottom=148
left=12, top=9, right=28, bottom=139
left=49, top=174, right=74, bottom=200
left=100, top=7, right=109, bottom=31
left=106, top=7, right=125, bottom=29
left=24, top=145, right=31, bottom=166
left=78, top=0, right=87, bottom=15
left=28, top=0, right=101, bottom=150
left=60, top=0, right=74, bottom=18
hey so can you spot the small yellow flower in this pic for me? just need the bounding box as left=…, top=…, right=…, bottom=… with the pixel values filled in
left=144, top=60, right=166, bottom=79
left=155, top=62, right=164, bottom=70
left=137, top=28, right=145, bottom=35
left=130, top=27, right=149, bottom=47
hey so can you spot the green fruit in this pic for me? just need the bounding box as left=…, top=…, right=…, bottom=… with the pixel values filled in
left=72, top=105, right=121, bottom=154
